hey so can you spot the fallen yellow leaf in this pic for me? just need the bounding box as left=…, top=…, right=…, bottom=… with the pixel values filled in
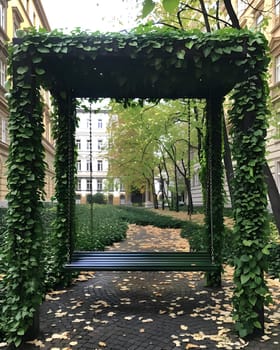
left=26, top=339, right=45, bottom=348
left=180, top=325, right=189, bottom=331
left=142, top=318, right=153, bottom=323
left=186, top=344, right=200, bottom=349
left=98, top=341, right=107, bottom=347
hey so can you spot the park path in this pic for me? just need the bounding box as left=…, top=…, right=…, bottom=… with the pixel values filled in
left=1, top=223, right=280, bottom=350
left=108, top=223, right=190, bottom=252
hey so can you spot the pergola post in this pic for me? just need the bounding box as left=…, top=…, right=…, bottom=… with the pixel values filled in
left=230, top=76, right=269, bottom=336
left=52, top=92, right=76, bottom=279
left=3, top=60, right=45, bottom=340
left=205, top=96, right=224, bottom=287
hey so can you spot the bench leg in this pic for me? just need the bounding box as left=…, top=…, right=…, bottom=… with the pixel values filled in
left=24, top=307, right=40, bottom=341
left=205, top=271, right=221, bottom=288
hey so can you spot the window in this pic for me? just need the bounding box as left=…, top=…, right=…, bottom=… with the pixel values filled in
left=98, top=139, right=103, bottom=150
left=275, top=55, right=280, bottom=83
left=0, top=58, right=6, bottom=87
left=98, top=118, right=103, bottom=128
left=97, top=160, right=103, bottom=171
left=87, top=139, right=91, bottom=150
left=97, top=179, right=103, bottom=191
left=0, top=1, right=6, bottom=29
left=86, top=159, right=92, bottom=171
left=77, top=160, right=81, bottom=171
left=86, top=179, right=92, bottom=191
left=1, top=118, right=6, bottom=143
left=76, top=139, right=81, bottom=149
left=275, top=0, right=280, bottom=16
left=276, top=121, right=280, bottom=138
left=192, top=172, right=200, bottom=187
left=276, top=161, right=280, bottom=192
left=87, top=118, right=91, bottom=128
left=77, top=179, right=81, bottom=191
left=256, top=13, right=263, bottom=27
left=237, top=0, right=247, bottom=15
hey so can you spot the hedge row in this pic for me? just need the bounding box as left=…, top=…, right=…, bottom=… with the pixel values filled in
left=0, top=205, right=279, bottom=289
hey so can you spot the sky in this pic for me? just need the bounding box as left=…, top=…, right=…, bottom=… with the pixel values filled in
left=41, top=0, right=142, bottom=33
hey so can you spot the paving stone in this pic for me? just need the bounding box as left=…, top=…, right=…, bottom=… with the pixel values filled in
left=1, top=225, right=279, bottom=350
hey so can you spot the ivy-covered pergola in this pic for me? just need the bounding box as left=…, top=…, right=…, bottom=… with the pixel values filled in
left=2, top=28, right=270, bottom=345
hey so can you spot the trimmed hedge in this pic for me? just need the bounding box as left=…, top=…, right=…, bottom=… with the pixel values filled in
left=75, top=205, right=127, bottom=251
left=115, top=206, right=183, bottom=228
left=0, top=205, right=279, bottom=289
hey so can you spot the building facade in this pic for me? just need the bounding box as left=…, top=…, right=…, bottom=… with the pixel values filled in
left=190, top=1, right=280, bottom=207
left=234, top=0, right=280, bottom=194
left=0, top=1, right=8, bottom=204
left=75, top=105, right=126, bottom=205
left=0, top=0, right=55, bottom=204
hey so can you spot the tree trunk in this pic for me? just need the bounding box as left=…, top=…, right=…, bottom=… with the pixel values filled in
left=263, top=162, right=280, bottom=234
left=185, top=177, right=193, bottom=215
left=174, top=163, right=179, bottom=212
left=223, top=113, right=234, bottom=207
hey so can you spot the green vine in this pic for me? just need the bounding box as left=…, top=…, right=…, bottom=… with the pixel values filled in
left=2, top=26, right=271, bottom=345
left=1, top=51, right=46, bottom=346
left=204, top=97, right=224, bottom=287
left=49, top=93, right=77, bottom=287
left=229, top=36, right=271, bottom=337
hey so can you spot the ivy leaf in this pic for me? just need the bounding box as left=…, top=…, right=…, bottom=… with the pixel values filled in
left=162, top=0, right=179, bottom=13
left=35, top=68, right=45, bottom=76
left=37, top=47, right=50, bottom=53
left=165, top=46, right=173, bottom=53
left=240, top=274, right=251, bottom=285
left=152, top=42, right=162, bottom=49
left=232, top=45, right=243, bottom=53
left=32, top=56, right=42, bottom=63
left=128, top=41, right=138, bottom=47
left=262, top=245, right=270, bottom=255
left=203, top=46, right=212, bottom=57
left=142, top=0, right=155, bottom=18
left=15, top=29, right=26, bottom=38
left=176, top=50, right=185, bottom=60
left=242, top=239, right=253, bottom=247
left=185, top=41, right=194, bottom=50
left=17, top=66, right=28, bottom=75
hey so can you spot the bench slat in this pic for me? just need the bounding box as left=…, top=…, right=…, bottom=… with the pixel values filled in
left=64, top=251, right=219, bottom=272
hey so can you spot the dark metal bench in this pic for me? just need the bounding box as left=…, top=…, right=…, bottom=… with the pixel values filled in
left=64, top=251, right=220, bottom=271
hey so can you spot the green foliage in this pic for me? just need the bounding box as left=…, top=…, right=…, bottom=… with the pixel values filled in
left=268, top=242, right=280, bottom=279
left=50, top=93, right=77, bottom=289
left=116, top=206, right=183, bottom=228
left=0, top=208, right=7, bottom=274
left=228, top=35, right=271, bottom=337
left=5, top=26, right=271, bottom=344
left=75, top=205, right=127, bottom=251
left=2, top=50, right=46, bottom=346
left=87, top=193, right=107, bottom=204
left=142, top=0, right=155, bottom=18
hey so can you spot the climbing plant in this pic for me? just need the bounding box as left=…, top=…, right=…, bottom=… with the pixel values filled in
left=49, top=93, right=77, bottom=287
left=229, top=42, right=271, bottom=336
left=1, top=26, right=270, bottom=346
left=204, top=97, right=224, bottom=287
left=1, top=48, right=46, bottom=346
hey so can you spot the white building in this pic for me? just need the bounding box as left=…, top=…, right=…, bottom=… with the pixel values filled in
left=75, top=103, right=126, bottom=205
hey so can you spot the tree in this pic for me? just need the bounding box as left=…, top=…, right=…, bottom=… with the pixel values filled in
left=107, top=100, right=162, bottom=207
left=140, top=0, right=280, bottom=233
left=107, top=99, right=202, bottom=210
left=140, top=0, right=277, bottom=338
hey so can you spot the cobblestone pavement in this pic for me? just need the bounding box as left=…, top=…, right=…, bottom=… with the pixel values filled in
left=2, top=224, right=280, bottom=350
